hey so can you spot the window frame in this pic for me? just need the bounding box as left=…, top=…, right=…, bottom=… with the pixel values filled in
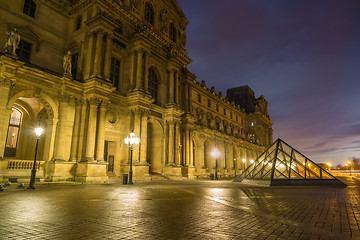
left=110, top=57, right=121, bottom=90
left=145, top=2, right=155, bottom=25
left=148, top=68, right=159, bottom=103
left=23, top=0, right=37, bottom=18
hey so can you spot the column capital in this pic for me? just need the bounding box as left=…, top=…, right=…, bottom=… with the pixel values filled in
left=87, top=97, right=102, bottom=106
left=58, top=94, right=73, bottom=103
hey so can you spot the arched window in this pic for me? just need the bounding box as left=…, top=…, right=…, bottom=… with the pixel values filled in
left=169, top=23, right=176, bottom=43
left=5, top=108, right=22, bottom=157
left=148, top=68, right=159, bottom=103
left=145, top=2, right=154, bottom=25
left=23, top=0, right=37, bottom=18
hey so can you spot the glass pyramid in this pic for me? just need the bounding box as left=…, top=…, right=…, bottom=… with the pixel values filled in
left=235, top=139, right=346, bottom=186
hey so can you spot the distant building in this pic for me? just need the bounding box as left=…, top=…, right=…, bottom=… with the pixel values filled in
left=0, top=0, right=273, bottom=182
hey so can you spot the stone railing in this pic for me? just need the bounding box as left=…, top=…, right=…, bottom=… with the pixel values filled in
left=7, top=160, right=42, bottom=170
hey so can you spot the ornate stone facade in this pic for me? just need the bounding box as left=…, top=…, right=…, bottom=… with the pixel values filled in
left=0, top=0, right=272, bottom=182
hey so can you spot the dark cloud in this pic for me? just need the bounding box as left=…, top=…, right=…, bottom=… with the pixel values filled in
left=178, top=0, right=360, bottom=164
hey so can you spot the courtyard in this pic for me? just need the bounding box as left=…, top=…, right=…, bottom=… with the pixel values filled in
left=0, top=177, right=359, bottom=239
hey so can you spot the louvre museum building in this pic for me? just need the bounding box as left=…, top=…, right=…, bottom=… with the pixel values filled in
left=0, top=0, right=273, bottom=182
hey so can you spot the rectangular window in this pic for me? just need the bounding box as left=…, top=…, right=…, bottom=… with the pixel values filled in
left=16, top=40, right=32, bottom=62
left=224, top=108, right=226, bottom=116
left=216, top=104, right=219, bottom=112
left=236, top=115, right=238, bottom=122
left=71, top=53, right=79, bottom=80
left=23, top=0, right=36, bottom=18
left=198, top=94, right=201, bottom=103
left=5, top=108, right=22, bottom=158
left=208, top=99, right=211, bottom=108
left=230, top=112, right=233, bottom=119
left=110, top=57, right=120, bottom=89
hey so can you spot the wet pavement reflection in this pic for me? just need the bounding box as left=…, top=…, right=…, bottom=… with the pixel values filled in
left=0, top=177, right=359, bottom=239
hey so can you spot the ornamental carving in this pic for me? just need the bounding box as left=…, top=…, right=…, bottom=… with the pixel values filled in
left=0, top=77, right=15, bottom=89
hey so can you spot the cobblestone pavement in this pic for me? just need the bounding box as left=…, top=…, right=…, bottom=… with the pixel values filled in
left=0, top=176, right=359, bottom=240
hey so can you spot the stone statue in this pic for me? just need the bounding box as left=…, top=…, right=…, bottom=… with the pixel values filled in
left=180, top=28, right=187, bottom=47
left=4, top=28, right=20, bottom=56
left=63, top=51, right=72, bottom=75
left=160, top=9, right=168, bottom=32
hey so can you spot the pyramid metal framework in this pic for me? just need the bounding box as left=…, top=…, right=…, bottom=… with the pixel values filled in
left=235, top=139, right=346, bottom=186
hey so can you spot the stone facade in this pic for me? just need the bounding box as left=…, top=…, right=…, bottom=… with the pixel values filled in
left=0, top=0, right=273, bottom=182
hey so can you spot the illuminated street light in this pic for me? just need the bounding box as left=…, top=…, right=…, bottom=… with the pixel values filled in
left=326, top=162, right=332, bottom=170
left=28, top=127, right=43, bottom=189
left=234, top=158, right=237, bottom=178
left=250, top=160, right=254, bottom=164
left=346, top=161, right=352, bottom=176
left=124, top=131, right=140, bottom=184
left=211, top=148, right=220, bottom=180
left=242, top=158, right=246, bottom=163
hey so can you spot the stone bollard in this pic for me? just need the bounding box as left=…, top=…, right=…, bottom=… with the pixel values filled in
left=17, top=183, right=24, bottom=189
left=5, top=181, right=11, bottom=187
left=0, top=184, right=3, bottom=191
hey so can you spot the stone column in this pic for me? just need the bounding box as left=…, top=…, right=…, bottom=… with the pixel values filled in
left=0, top=79, right=13, bottom=159
left=135, top=49, right=144, bottom=90
left=144, top=51, right=149, bottom=92
left=103, top=34, right=112, bottom=81
left=175, top=71, right=179, bottom=105
left=53, top=96, right=75, bottom=161
left=189, top=130, right=194, bottom=166
left=168, top=121, right=175, bottom=165
left=84, top=32, right=95, bottom=78
left=129, top=51, right=135, bottom=89
left=184, top=84, right=189, bottom=112
left=95, top=101, right=107, bottom=162
left=84, top=98, right=99, bottom=161
left=42, top=118, right=58, bottom=161
left=139, top=112, right=148, bottom=164
left=184, top=127, right=190, bottom=166
left=94, top=31, right=104, bottom=76
left=77, top=101, right=87, bottom=160
left=188, top=85, right=193, bottom=113
left=132, top=110, right=141, bottom=161
left=168, top=69, right=175, bottom=104
left=69, top=100, right=82, bottom=161
left=175, top=122, right=181, bottom=166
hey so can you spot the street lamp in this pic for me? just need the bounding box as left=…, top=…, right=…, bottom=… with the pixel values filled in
left=124, top=131, right=139, bottom=184
left=347, top=161, right=352, bottom=176
left=211, top=148, right=220, bottom=180
left=326, top=162, right=332, bottom=171
left=234, top=158, right=237, bottom=178
left=28, top=127, right=43, bottom=189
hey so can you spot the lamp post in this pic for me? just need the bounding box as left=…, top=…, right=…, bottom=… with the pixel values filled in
left=347, top=161, right=352, bottom=176
left=124, top=131, right=139, bottom=184
left=234, top=158, right=237, bottom=178
left=242, top=158, right=246, bottom=170
left=28, top=127, right=43, bottom=189
left=211, top=148, right=220, bottom=180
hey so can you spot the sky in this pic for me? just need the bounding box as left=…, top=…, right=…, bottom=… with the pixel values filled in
left=177, top=0, right=360, bottom=166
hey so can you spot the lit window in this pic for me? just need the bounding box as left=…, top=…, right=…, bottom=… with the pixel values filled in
left=250, top=122, right=254, bottom=127
left=148, top=68, right=159, bottom=103
left=145, top=2, right=154, bottom=25
left=110, top=57, right=121, bottom=89
left=5, top=108, right=22, bottom=157
left=23, top=0, right=36, bottom=18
